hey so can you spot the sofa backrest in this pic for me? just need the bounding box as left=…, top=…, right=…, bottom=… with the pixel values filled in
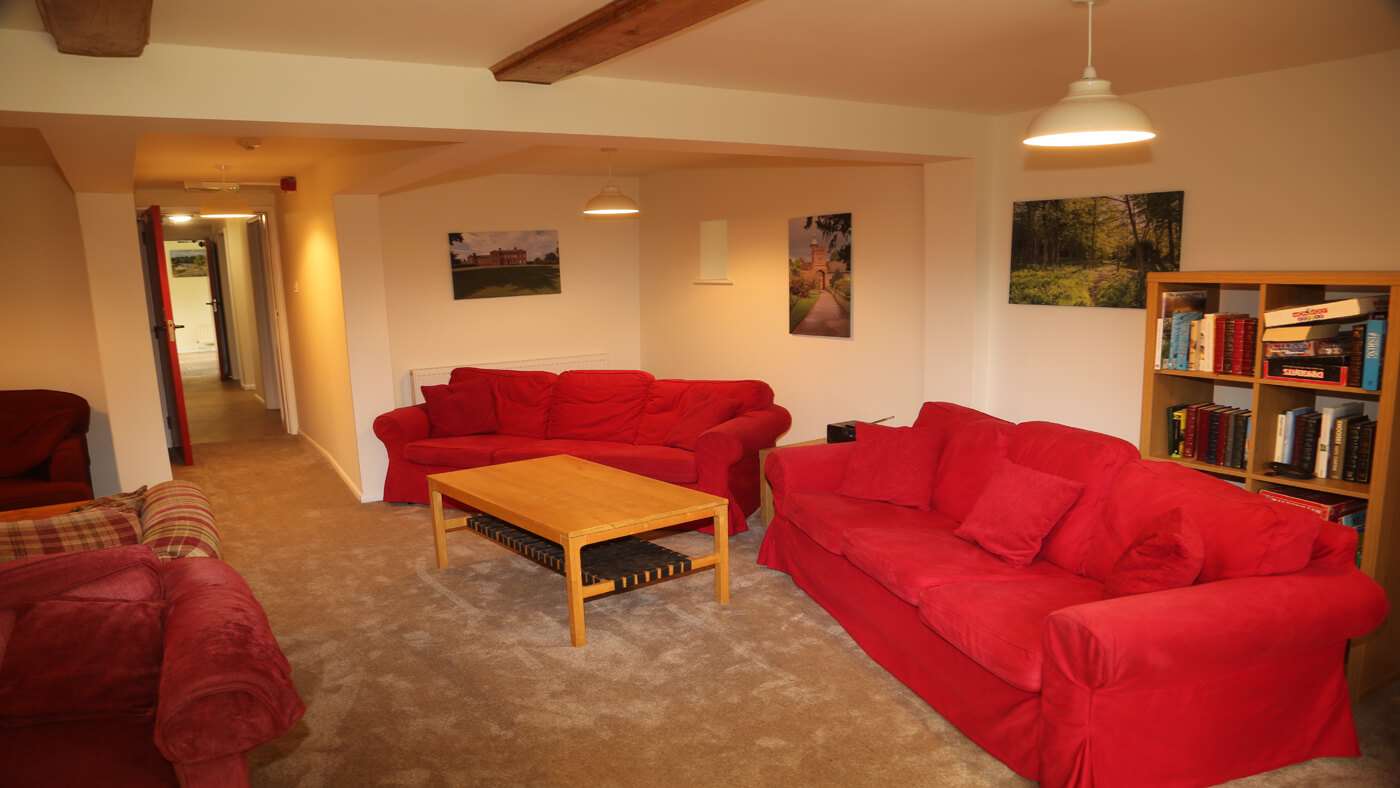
left=547, top=370, right=654, bottom=442
left=449, top=367, right=557, bottom=438
left=1007, top=421, right=1140, bottom=574
left=1089, top=459, right=1324, bottom=584
left=916, top=403, right=1015, bottom=521
left=634, top=379, right=776, bottom=445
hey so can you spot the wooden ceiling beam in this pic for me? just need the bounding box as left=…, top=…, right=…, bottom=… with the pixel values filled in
left=491, top=0, right=752, bottom=84
left=36, top=0, right=153, bottom=57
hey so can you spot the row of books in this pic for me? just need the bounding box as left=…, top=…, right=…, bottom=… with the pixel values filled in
left=1258, top=486, right=1367, bottom=566
left=1274, top=402, right=1378, bottom=483
left=1166, top=402, right=1251, bottom=469
left=1154, top=291, right=1387, bottom=390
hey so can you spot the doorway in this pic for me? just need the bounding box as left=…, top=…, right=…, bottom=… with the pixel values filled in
left=139, top=207, right=296, bottom=459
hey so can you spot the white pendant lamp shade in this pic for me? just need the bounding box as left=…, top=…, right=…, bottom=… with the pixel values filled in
left=1024, top=0, right=1155, bottom=147
left=199, top=164, right=256, bottom=218
left=583, top=148, right=638, bottom=216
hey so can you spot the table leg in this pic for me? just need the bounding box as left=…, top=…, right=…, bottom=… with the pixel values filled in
left=564, top=536, right=586, bottom=647
left=430, top=487, right=449, bottom=569
left=714, top=505, right=729, bottom=605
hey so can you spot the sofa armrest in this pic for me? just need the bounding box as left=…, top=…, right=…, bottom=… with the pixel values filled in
left=154, top=559, right=304, bottom=775
left=694, top=405, right=792, bottom=467
left=45, top=435, right=89, bottom=485
left=373, top=404, right=431, bottom=458
left=765, top=442, right=856, bottom=521
left=1044, top=565, right=1388, bottom=689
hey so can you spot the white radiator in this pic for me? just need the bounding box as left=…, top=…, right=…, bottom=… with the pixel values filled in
left=409, top=354, right=609, bottom=404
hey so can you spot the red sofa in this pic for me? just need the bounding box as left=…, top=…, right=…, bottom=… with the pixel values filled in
left=0, top=545, right=304, bottom=787
left=0, top=389, right=93, bottom=511
left=759, top=401, right=1389, bottom=787
left=374, top=367, right=791, bottom=534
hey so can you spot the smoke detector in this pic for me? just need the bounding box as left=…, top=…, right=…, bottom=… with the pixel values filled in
left=236, top=137, right=262, bottom=151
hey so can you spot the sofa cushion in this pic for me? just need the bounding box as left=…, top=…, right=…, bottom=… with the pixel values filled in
left=954, top=462, right=1084, bottom=568
left=1007, top=421, right=1139, bottom=574
left=449, top=367, right=556, bottom=439
left=403, top=434, right=527, bottom=467
left=548, top=370, right=654, bottom=442
left=918, top=576, right=1104, bottom=692
left=0, top=598, right=165, bottom=725
left=0, top=409, right=76, bottom=477
left=0, top=545, right=163, bottom=606
left=843, top=525, right=1075, bottom=605
left=835, top=423, right=945, bottom=509
left=491, top=440, right=698, bottom=484
left=664, top=391, right=742, bottom=451
left=1091, top=460, right=1322, bottom=584
left=930, top=417, right=1014, bottom=520
left=634, top=380, right=691, bottom=445
left=1102, top=508, right=1205, bottom=598
left=0, top=505, right=141, bottom=564
left=787, top=491, right=948, bottom=556
left=422, top=378, right=497, bottom=437
left=140, top=481, right=221, bottom=562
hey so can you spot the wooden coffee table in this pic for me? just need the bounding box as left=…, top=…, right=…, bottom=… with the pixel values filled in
left=427, top=454, right=730, bottom=646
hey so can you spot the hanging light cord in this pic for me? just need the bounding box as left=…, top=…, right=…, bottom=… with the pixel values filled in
left=1083, top=0, right=1097, bottom=79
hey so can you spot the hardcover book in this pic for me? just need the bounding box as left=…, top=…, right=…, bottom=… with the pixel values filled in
left=1362, top=318, right=1386, bottom=391
left=1314, top=402, right=1364, bottom=478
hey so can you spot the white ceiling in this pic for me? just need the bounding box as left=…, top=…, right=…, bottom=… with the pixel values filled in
left=2, top=0, right=1398, bottom=190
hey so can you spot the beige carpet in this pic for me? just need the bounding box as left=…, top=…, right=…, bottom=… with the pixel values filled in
left=172, top=435, right=1400, bottom=787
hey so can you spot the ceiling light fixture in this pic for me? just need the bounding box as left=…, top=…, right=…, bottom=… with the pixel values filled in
left=582, top=148, right=639, bottom=216
left=1023, top=0, right=1156, bottom=147
left=199, top=165, right=256, bottom=219
left=167, top=214, right=193, bottom=224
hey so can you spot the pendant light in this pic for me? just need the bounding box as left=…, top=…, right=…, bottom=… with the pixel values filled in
left=1023, top=0, right=1155, bottom=147
left=199, top=165, right=256, bottom=219
left=582, top=148, right=639, bottom=216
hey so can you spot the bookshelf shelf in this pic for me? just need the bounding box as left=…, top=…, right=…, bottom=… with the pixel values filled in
left=1142, top=271, right=1400, bottom=699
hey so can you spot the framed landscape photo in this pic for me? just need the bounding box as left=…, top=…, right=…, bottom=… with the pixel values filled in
left=1009, top=190, right=1184, bottom=309
left=168, top=249, right=208, bottom=278
left=788, top=213, right=852, bottom=337
left=448, top=230, right=561, bottom=300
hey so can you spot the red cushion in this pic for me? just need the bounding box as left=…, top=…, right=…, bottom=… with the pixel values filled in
left=421, top=379, right=497, bottom=437
left=547, top=370, right=654, bottom=442
left=954, top=461, right=1085, bottom=568
left=918, top=577, right=1104, bottom=692
left=835, top=423, right=946, bottom=510
left=930, top=417, right=1014, bottom=519
left=634, top=380, right=690, bottom=445
left=843, top=525, right=1074, bottom=605
left=786, top=491, right=943, bottom=556
left=1102, top=508, right=1205, bottom=598
left=0, top=598, right=165, bottom=725
left=0, top=410, right=76, bottom=477
left=403, top=434, right=526, bottom=467
left=663, top=391, right=742, bottom=451
left=448, top=367, right=555, bottom=439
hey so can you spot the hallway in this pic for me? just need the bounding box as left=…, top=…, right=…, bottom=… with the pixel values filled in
left=178, top=351, right=285, bottom=447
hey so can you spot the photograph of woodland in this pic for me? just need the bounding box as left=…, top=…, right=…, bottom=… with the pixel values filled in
left=448, top=230, right=561, bottom=300
left=1009, top=190, right=1184, bottom=309
left=788, top=213, right=852, bottom=337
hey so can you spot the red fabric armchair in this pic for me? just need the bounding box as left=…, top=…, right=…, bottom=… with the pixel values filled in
left=0, top=546, right=305, bottom=787
left=0, top=389, right=94, bottom=511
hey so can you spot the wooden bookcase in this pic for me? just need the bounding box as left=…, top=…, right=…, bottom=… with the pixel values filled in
left=1141, top=271, right=1400, bottom=699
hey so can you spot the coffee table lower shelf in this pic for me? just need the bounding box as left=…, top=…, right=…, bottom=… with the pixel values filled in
left=464, top=513, right=697, bottom=592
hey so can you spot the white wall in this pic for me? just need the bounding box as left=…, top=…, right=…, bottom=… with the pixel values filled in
left=378, top=173, right=644, bottom=407
left=638, top=165, right=927, bottom=442
left=982, top=51, right=1400, bottom=442
left=0, top=166, right=121, bottom=493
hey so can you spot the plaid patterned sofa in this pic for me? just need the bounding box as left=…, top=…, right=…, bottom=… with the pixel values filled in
left=0, top=480, right=220, bottom=564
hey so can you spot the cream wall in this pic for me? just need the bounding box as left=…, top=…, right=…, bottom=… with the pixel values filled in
left=983, top=51, right=1400, bottom=441
left=378, top=173, right=644, bottom=406
left=637, top=165, right=926, bottom=441
left=0, top=166, right=121, bottom=493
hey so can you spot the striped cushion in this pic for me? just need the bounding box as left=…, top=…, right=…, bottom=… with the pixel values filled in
left=141, top=481, right=221, bottom=561
left=0, top=506, right=142, bottom=564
